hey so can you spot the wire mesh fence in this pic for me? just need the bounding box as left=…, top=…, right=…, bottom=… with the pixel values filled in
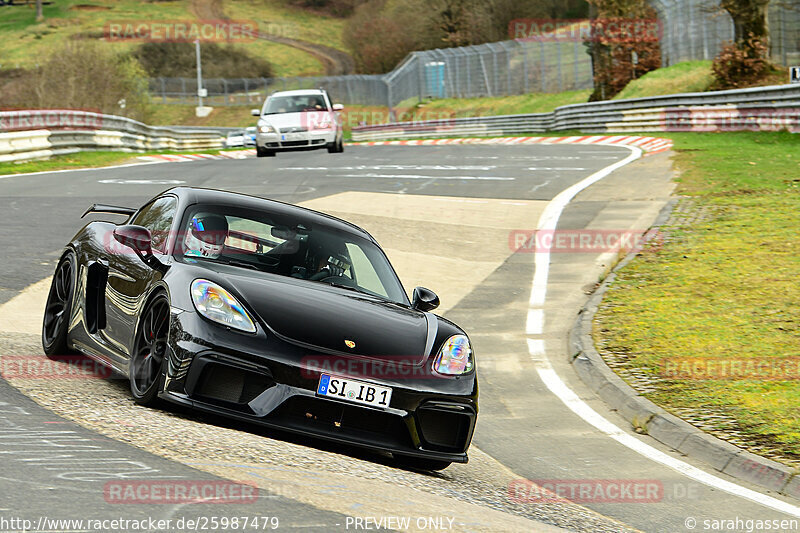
left=149, top=2, right=799, bottom=108
left=652, top=0, right=799, bottom=66
left=770, top=1, right=800, bottom=68
left=149, top=75, right=388, bottom=107
left=149, top=39, right=592, bottom=108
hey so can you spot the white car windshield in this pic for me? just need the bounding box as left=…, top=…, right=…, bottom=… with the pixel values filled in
left=263, top=95, right=328, bottom=115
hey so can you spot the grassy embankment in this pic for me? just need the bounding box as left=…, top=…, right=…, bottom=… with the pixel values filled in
left=594, top=131, right=800, bottom=463
left=0, top=0, right=353, bottom=76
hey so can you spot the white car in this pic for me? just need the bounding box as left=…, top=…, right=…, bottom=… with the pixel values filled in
left=224, top=131, right=245, bottom=148
left=251, top=89, right=344, bottom=157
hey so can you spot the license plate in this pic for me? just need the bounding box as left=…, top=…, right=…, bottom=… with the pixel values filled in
left=316, top=374, right=392, bottom=409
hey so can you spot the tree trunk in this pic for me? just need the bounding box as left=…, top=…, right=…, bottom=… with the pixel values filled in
left=720, top=0, right=770, bottom=48
left=36, top=0, right=44, bottom=22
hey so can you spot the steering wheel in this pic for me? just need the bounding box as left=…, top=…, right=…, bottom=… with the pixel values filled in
left=320, top=275, right=355, bottom=286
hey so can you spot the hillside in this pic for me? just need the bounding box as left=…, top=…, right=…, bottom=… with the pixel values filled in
left=0, top=0, right=351, bottom=77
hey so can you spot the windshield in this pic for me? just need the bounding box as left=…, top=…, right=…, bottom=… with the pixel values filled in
left=175, top=203, right=408, bottom=305
left=263, top=94, right=328, bottom=114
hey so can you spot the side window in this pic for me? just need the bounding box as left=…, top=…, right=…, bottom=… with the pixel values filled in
left=132, top=197, right=177, bottom=253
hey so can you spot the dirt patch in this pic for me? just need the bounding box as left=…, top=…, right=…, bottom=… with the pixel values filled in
left=70, top=4, right=111, bottom=11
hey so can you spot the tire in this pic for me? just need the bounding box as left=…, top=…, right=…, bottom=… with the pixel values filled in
left=256, top=146, right=275, bottom=158
left=42, top=253, right=77, bottom=359
left=129, top=293, right=170, bottom=407
left=394, top=455, right=451, bottom=472
left=327, top=137, right=344, bottom=153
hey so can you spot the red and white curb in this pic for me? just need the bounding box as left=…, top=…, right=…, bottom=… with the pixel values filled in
left=137, top=149, right=255, bottom=162
left=135, top=136, right=672, bottom=163
left=351, top=135, right=673, bottom=156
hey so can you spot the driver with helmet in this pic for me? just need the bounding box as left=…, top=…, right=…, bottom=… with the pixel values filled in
left=184, top=214, right=229, bottom=259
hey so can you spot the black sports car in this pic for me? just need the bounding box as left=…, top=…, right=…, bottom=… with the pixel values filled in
left=42, top=187, right=477, bottom=470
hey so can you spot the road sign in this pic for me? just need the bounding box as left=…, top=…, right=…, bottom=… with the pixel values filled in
left=791, top=66, right=800, bottom=84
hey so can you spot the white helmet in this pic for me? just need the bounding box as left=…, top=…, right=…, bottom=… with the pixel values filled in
left=184, top=214, right=228, bottom=259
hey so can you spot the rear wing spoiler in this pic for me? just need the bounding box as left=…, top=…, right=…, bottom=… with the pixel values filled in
left=81, top=204, right=137, bottom=218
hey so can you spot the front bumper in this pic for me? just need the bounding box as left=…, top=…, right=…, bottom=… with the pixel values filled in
left=256, top=130, right=336, bottom=151
left=161, top=310, right=478, bottom=463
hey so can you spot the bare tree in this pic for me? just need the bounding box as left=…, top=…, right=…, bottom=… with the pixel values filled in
left=36, top=0, right=44, bottom=22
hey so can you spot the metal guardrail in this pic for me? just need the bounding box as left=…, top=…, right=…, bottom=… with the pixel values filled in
left=3, top=85, right=797, bottom=164
left=350, top=84, right=800, bottom=140
left=0, top=110, right=225, bottom=163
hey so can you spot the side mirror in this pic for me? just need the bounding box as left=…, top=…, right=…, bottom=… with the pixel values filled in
left=412, top=286, right=439, bottom=312
left=113, top=225, right=152, bottom=255
left=113, top=225, right=166, bottom=272
left=332, top=103, right=344, bottom=111
left=251, top=108, right=261, bottom=116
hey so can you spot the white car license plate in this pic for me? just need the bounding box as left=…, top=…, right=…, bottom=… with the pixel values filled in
left=316, top=374, right=392, bottom=409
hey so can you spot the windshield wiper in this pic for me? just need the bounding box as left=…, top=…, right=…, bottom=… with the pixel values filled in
left=226, top=259, right=260, bottom=271
left=325, top=280, right=379, bottom=298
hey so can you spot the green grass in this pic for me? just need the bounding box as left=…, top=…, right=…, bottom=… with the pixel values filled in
left=614, top=61, right=715, bottom=100
left=0, top=147, right=249, bottom=176
left=0, top=151, right=140, bottom=175
left=613, top=60, right=790, bottom=100
left=594, top=131, right=800, bottom=460
left=1, top=0, right=189, bottom=68
left=148, top=104, right=257, bottom=128
left=223, top=0, right=347, bottom=51
left=0, top=0, right=336, bottom=76
left=398, top=90, right=592, bottom=116
left=242, top=40, right=323, bottom=77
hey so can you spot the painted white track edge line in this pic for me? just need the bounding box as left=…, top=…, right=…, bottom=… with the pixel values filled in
left=536, top=367, right=800, bottom=517
left=0, top=160, right=167, bottom=179
left=528, top=145, right=800, bottom=517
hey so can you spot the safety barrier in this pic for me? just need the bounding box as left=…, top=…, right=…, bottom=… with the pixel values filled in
left=351, top=84, right=800, bottom=141
left=0, top=110, right=225, bottom=163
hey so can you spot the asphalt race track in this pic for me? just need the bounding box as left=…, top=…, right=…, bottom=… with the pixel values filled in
left=1, top=144, right=799, bottom=532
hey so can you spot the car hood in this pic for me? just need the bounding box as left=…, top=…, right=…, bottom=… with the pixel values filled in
left=228, top=274, right=430, bottom=363
left=259, top=111, right=334, bottom=131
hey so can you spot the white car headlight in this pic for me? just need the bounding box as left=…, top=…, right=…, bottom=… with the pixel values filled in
left=190, top=279, right=256, bottom=333
left=258, top=124, right=275, bottom=133
left=432, top=334, right=474, bottom=375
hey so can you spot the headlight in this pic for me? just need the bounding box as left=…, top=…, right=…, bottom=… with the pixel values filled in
left=190, top=279, right=256, bottom=333
left=258, top=124, right=275, bottom=133
left=432, top=334, right=474, bottom=375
